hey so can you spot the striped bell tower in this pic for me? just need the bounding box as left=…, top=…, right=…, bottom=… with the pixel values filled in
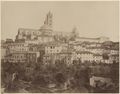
left=44, top=11, right=53, bottom=27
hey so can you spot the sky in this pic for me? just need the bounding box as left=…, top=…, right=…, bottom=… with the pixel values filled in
left=1, top=1, right=119, bottom=42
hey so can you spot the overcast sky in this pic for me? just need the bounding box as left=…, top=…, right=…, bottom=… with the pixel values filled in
left=1, top=1, right=119, bottom=42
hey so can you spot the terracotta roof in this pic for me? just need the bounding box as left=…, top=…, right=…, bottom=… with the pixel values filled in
left=86, top=47, right=104, bottom=49
left=93, top=54, right=102, bottom=56
left=76, top=37, right=100, bottom=40
left=57, top=50, right=72, bottom=54
left=76, top=51, right=93, bottom=54
left=10, top=51, right=38, bottom=54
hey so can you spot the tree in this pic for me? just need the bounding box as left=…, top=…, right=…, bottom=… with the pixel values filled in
left=110, top=62, right=119, bottom=84
left=37, top=51, right=45, bottom=63
left=102, top=53, right=109, bottom=60
left=73, top=66, right=90, bottom=88
left=73, top=60, right=78, bottom=65
left=55, top=72, right=66, bottom=87
left=32, top=74, right=48, bottom=87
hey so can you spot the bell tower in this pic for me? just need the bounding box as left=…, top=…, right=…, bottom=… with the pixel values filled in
left=44, top=11, right=52, bottom=27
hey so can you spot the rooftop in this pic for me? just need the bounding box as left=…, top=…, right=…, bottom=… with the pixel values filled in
left=76, top=51, right=93, bottom=54
left=76, top=36, right=100, bottom=40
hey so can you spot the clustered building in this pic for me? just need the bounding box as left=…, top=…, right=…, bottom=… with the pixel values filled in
left=1, top=12, right=119, bottom=65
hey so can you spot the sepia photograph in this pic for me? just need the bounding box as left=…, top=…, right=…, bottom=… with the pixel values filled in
left=1, top=1, right=119, bottom=93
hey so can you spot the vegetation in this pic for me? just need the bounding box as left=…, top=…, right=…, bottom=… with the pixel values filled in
left=1, top=58, right=119, bottom=93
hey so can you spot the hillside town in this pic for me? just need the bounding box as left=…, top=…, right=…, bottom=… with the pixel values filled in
left=1, top=12, right=119, bottom=93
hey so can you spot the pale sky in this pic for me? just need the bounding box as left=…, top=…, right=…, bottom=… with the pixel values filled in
left=1, top=1, right=119, bottom=42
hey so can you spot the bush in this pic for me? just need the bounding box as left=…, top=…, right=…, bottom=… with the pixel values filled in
left=32, top=75, right=48, bottom=87
left=55, top=72, right=66, bottom=86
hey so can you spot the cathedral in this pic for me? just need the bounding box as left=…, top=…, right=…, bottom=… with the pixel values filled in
left=15, top=12, right=109, bottom=44
left=15, top=11, right=54, bottom=43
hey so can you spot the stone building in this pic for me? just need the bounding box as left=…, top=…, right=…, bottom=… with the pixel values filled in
left=5, top=51, right=40, bottom=63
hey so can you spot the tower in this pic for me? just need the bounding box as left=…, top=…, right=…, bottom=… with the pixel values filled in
left=39, top=11, right=54, bottom=42
left=44, top=11, right=53, bottom=27
left=40, top=11, right=53, bottom=35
